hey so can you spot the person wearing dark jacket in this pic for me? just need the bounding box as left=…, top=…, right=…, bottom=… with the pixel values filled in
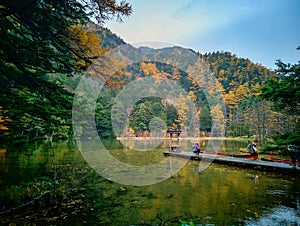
left=288, top=144, right=300, bottom=166
left=247, top=141, right=258, bottom=156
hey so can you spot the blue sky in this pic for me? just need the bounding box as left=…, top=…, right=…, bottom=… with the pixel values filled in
left=106, top=0, right=300, bottom=69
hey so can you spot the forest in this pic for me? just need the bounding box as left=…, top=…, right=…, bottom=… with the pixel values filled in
left=0, top=0, right=299, bottom=148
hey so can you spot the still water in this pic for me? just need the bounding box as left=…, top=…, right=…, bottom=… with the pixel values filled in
left=0, top=139, right=300, bottom=225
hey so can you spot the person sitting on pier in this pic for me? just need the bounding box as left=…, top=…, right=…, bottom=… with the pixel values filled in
left=193, top=142, right=201, bottom=155
left=247, top=141, right=258, bottom=156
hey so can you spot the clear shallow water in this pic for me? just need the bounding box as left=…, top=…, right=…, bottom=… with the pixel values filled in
left=0, top=140, right=300, bottom=225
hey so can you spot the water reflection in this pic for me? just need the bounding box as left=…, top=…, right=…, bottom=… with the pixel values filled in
left=1, top=140, right=300, bottom=225
left=245, top=205, right=300, bottom=225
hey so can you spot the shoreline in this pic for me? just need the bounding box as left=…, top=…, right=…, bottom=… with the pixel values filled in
left=116, top=137, right=254, bottom=141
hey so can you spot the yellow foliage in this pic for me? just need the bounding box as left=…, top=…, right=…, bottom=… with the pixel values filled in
left=140, top=62, right=156, bottom=76
left=224, top=91, right=237, bottom=108
left=69, top=25, right=105, bottom=68
left=188, top=90, right=197, bottom=101
left=210, top=104, right=225, bottom=135
left=140, top=62, right=168, bottom=83
left=84, top=47, right=126, bottom=88
left=171, top=67, right=181, bottom=81
left=0, top=106, right=10, bottom=131
left=175, top=93, right=189, bottom=129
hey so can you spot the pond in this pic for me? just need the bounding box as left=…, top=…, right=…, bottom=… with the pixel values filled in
left=0, top=139, right=300, bottom=225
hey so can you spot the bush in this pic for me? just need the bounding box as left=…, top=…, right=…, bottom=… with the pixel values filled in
left=260, top=144, right=279, bottom=152
left=286, top=132, right=300, bottom=145
left=273, top=132, right=300, bottom=146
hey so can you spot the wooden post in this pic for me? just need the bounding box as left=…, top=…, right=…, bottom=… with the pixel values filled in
left=169, top=133, right=173, bottom=151
left=177, top=133, right=181, bottom=149
left=167, top=130, right=182, bottom=152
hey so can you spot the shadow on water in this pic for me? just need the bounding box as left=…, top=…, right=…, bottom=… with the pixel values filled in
left=0, top=139, right=300, bottom=225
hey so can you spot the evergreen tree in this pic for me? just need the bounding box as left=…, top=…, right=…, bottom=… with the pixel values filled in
left=165, top=104, right=179, bottom=129
left=260, top=52, right=300, bottom=115
left=259, top=46, right=300, bottom=143
left=129, top=103, right=150, bottom=132
left=0, top=0, right=131, bottom=141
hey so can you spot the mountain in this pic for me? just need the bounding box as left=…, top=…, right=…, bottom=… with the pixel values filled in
left=91, top=27, right=277, bottom=94
left=96, top=26, right=126, bottom=48
left=201, top=51, right=277, bottom=93
left=63, top=26, right=281, bottom=138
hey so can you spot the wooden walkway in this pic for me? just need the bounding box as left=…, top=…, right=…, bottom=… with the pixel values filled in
left=163, top=151, right=300, bottom=175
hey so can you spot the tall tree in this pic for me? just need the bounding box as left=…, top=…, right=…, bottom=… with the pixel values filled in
left=129, top=103, right=150, bottom=133
left=259, top=46, right=300, bottom=143
left=259, top=48, right=300, bottom=115
left=175, top=92, right=189, bottom=131
left=165, top=104, right=179, bottom=129
left=0, top=0, right=131, bottom=140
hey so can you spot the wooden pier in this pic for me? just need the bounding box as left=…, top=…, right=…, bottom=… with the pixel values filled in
left=163, top=151, right=300, bottom=175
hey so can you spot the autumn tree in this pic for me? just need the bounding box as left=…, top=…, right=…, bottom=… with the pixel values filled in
left=0, top=0, right=131, bottom=141
left=210, top=104, right=225, bottom=137
left=140, top=62, right=168, bottom=83
left=175, top=92, right=189, bottom=131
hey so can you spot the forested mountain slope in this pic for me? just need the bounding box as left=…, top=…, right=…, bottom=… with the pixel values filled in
left=203, top=51, right=277, bottom=92
left=86, top=37, right=282, bottom=138
left=1, top=23, right=288, bottom=141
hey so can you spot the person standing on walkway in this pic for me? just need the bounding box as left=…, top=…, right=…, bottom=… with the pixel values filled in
left=287, top=144, right=300, bottom=166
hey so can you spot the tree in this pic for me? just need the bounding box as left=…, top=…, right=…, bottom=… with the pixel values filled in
left=0, top=0, right=131, bottom=90
left=129, top=103, right=150, bottom=133
left=259, top=45, right=300, bottom=143
left=0, top=0, right=131, bottom=140
left=165, top=104, right=179, bottom=129
left=175, top=92, right=189, bottom=131
left=110, top=101, right=127, bottom=137
left=260, top=52, right=300, bottom=115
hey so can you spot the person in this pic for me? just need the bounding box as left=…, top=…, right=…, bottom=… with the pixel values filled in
left=287, top=144, right=300, bottom=167
left=193, top=142, right=201, bottom=155
left=247, top=141, right=258, bottom=156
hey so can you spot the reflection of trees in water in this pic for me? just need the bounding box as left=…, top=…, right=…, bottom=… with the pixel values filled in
left=2, top=141, right=300, bottom=225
